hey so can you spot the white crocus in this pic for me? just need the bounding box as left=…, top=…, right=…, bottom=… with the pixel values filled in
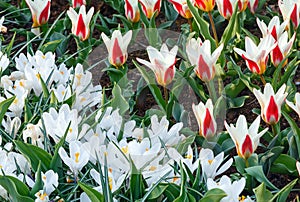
left=58, top=140, right=90, bottom=177
left=199, top=148, right=233, bottom=179
left=42, top=170, right=59, bottom=195
left=0, top=51, right=9, bottom=72
left=35, top=190, right=49, bottom=202
left=0, top=16, right=7, bottom=33
left=207, top=175, right=246, bottom=202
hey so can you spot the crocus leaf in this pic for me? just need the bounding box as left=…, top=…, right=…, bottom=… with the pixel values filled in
left=271, top=179, right=298, bottom=202
left=78, top=182, right=104, bottom=202
left=0, top=175, right=34, bottom=202
left=14, top=140, right=51, bottom=172
left=200, top=188, right=227, bottom=202
left=29, top=161, right=43, bottom=197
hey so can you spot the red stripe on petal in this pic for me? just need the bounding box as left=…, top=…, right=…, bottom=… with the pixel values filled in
left=111, top=39, right=125, bottom=66
left=291, top=4, right=299, bottom=28
left=271, top=45, right=284, bottom=67
left=164, top=65, right=175, bottom=86
left=266, top=95, right=279, bottom=124
left=196, top=55, right=212, bottom=81
left=242, top=54, right=260, bottom=74
left=223, top=0, right=233, bottom=18
left=270, top=26, right=277, bottom=40
left=203, top=108, right=215, bottom=137
left=125, top=0, right=134, bottom=19
left=241, top=135, right=253, bottom=159
left=154, top=0, right=161, bottom=13
left=73, top=0, right=84, bottom=8
left=39, top=1, right=50, bottom=25
left=76, top=14, right=87, bottom=40
left=170, top=1, right=184, bottom=17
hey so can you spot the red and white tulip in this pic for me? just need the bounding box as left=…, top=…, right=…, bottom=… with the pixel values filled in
left=192, top=99, right=217, bottom=138
left=101, top=30, right=132, bottom=68
left=216, top=0, right=237, bottom=19
left=225, top=115, right=268, bottom=159
left=137, top=44, right=178, bottom=87
left=286, top=92, right=300, bottom=118
left=248, top=0, right=258, bottom=13
left=125, top=0, right=140, bottom=23
left=271, top=32, right=295, bottom=67
left=278, top=0, right=300, bottom=29
left=25, top=0, right=51, bottom=35
left=238, top=0, right=248, bottom=11
left=257, top=16, right=288, bottom=40
left=253, top=83, right=287, bottom=125
left=169, top=0, right=192, bottom=19
left=186, top=38, right=223, bottom=82
left=139, top=0, right=161, bottom=18
left=234, top=35, right=276, bottom=75
left=72, top=0, right=86, bottom=8
left=194, top=0, right=216, bottom=12
left=67, top=5, right=94, bottom=41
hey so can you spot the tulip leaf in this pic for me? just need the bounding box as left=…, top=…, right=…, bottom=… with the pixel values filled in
left=271, top=179, right=298, bottom=202
left=111, top=83, right=129, bottom=115
left=129, top=155, right=145, bottom=201
left=226, top=95, right=249, bottom=109
left=30, top=161, right=43, bottom=197
left=282, top=110, right=300, bottom=156
left=146, top=185, right=168, bottom=200
left=220, top=2, right=239, bottom=46
left=78, top=182, right=104, bottom=202
left=200, top=188, right=227, bottom=202
left=186, top=0, right=216, bottom=49
left=164, top=183, right=181, bottom=200
left=278, top=57, right=299, bottom=89
left=40, top=39, right=62, bottom=53
left=0, top=96, right=15, bottom=125
left=176, top=133, right=195, bottom=155
left=253, top=182, right=273, bottom=202
left=270, top=154, right=298, bottom=176
left=0, top=175, right=34, bottom=202
left=224, top=78, right=246, bottom=98
left=245, top=165, right=278, bottom=190
left=14, top=140, right=51, bottom=172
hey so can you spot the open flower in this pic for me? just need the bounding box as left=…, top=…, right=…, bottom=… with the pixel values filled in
left=192, top=99, right=217, bottom=138
left=207, top=176, right=246, bottom=202
left=72, top=0, right=86, bottom=8
left=286, top=92, right=300, bottom=118
left=169, top=0, right=192, bottom=19
left=139, top=0, right=161, bottom=18
left=67, top=5, right=94, bottom=41
left=225, top=115, right=268, bottom=159
left=216, top=0, right=237, bottom=19
left=25, top=0, right=51, bottom=35
left=101, top=30, right=132, bottom=68
left=194, top=0, right=215, bottom=12
left=137, top=44, right=178, bottom=87
left=270, top=32, right=295, bottom=67
left=42, top=170, right=59, bottom=195
left=186, top=38, right=223, bottom=82
left=238, top=0, right=248, bottom=11
left=0, top=16, right=7, bottom=33
left=125, top=0, right=140, bottom=22
left=199, top=148, right=233, bottom=179
left=253, top=83, right=287, bottom=125
left=248, top=0, right=258, bottom=13
left=278, top=0, right=300, bottom=29
left=234, top=35, right=276, bottom=75
left=257, top=16, right=288, bottom=40
left=58, top=140, right=90, bottom=177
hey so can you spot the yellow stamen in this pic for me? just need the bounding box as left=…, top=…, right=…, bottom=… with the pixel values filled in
left=149, top=166, right=157, bottom=171
left=109, top=177, right=113, bottom=190
left=75, top=152, right=80, bottom=163
left=121, top=146, right=128, bottom=154
left=208, top=159, right=213, bottom=164
left=185, top=154, right=192, bottom=159
left=39, top=193, right=47, bottom=200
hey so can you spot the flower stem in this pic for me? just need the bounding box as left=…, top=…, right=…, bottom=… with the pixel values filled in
left=206, top=80, right=218, bottom=103
left=260, top=74, right=266, bottom=85
left=208, top=12, right=219, bottom=46
left=188, top=18, right=193, bottom=32
left=245, top=158, right=249, bottom=168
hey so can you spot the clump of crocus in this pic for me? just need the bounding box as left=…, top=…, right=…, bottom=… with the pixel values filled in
left=169, top=0, right=192, bottom=19
left=225, top=115, right=268, bottom=159
left=101, top=30, right=132, bottom=68
left=137, top=43, right=178, bottom=87
left=253, top=83, right=287, bottom=125
left=125, top=0, right=140, bottom=23
left=67, top=5, right=94, bottom=41
left=25, top=0, right=51, bottom=35
left=186, top=37, right=223, bottom=82
left=139, top=0, right=162, bottom=18
left=192, top=99, right=217, bottom=139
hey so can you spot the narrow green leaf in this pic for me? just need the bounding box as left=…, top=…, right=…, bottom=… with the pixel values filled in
left=0, top=96, right=15, bottom=124
left=220, top=3, right=239, bottom=46
left=78, top=182, right=104, bottom=202
left=30, top=161, right=43, bottom=196
left=272, top=179, right=298, bottom=202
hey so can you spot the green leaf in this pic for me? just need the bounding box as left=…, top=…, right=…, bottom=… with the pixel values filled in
left=39, top=76, right=50, bottom=99
left=226, top=96, right=249, bottom=108
left=245, top=165, right=278, bottom=190
left=111, top=83, right=129, bottom=115
left=186, top=0, right=216, bottom=49
left=253, top=182, right=273, bottom=202
left=14, top=140, right=51, bottom=172
left=40, top=39, right=62, bottom=53
left=129, top=156, right=145, bottom=201
left=30, top=161, right=43, bottom=196
left=4, top=32, right=16, bottom=57
left=176, top=134, right=196, bottom=155
left=78, top=182, right=104, bottom=202
left=271, top=154, right=298, bottom=176
left=200, top=188, right=227, bottom=202
left=147, top=185, right=168, bottom=200
left=272, top=179, right=298, bottom=202
left=0, top=96, right=15, bottom=124
left=0, top=175, right=34, bottom=202
left=174, top=162, right=188, bottom=202
left=278, top=57, right=299, bottom=88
